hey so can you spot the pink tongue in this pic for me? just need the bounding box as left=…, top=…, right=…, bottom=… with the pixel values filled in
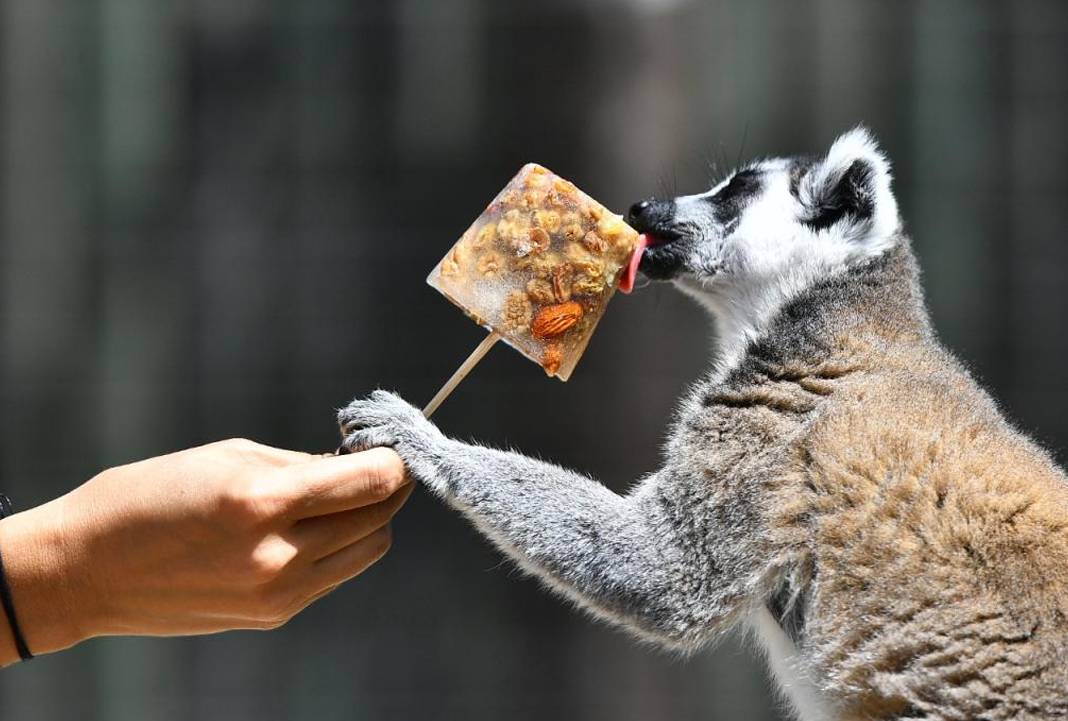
left=618, top=234, right=649, bottom=294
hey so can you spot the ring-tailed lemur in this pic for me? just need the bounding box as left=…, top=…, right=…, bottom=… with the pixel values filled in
left=339, top=129, right=1068, bottom=721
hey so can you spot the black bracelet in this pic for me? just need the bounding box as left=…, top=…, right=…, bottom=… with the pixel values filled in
left=0, top=495, right=34, bottom=661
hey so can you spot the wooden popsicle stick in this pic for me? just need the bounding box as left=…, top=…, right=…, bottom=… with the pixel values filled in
left=423, top=331, right=500, bottom=418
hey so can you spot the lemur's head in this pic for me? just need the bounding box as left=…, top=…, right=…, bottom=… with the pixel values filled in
left=628, top=128, right=901, bottom=314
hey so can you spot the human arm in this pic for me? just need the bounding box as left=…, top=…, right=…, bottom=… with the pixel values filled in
left=0, top=441, right=409, bottom=667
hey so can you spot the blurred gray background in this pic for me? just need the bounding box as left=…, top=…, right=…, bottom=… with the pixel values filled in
left=2, top=1, right=1066, bottom=719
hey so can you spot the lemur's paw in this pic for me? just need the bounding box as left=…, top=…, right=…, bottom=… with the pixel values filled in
left=337, top=390, right=440, bottom=457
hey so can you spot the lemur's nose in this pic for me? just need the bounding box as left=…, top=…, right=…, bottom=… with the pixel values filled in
left=627, top=200, right=652, bottom=226
left=626, top=199, right=673, bottom=234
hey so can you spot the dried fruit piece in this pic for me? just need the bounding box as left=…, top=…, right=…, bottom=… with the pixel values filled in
left=525, top=165, right=550, bottom=185
left=526, top=277, right=556, bottom=305
left=496, top=219, right=521, bottom=246
left=547, top=178, right=582, bottom=209
left=542, top=343, right=564, bottom=376
left=514, top=251, right=559, bottom=278
left=552, top=177, right=577, bottom=196
left=440, top=244, right=471, bottom=279
left=564, top=246, right=606, bottom=297
left=507, top=225, right=549, bottom=259
left=533, top=253, right=559, bottom=277
left=533, top=210, right=562, bottom=233
left=440, top=256, right=461, bottom=279
left=561, top=223, right=585, bottom=243
left=528, top=227, right=551, bottom=254
left=497, top=208, right=531, bottom=251
left=572, top=273, right=606, bottom=297
left=582, top=230, right=607, bottom=254
left=551, top=263, right=573, bottom=302
left=502, top=290, right=533, bottom=332
left=563, top=245, right=606, bottom=273
left=597, top=214, right=630, bottom=248
left=521, top=188, right=546, bottom=209
left=477, top=252, right=504, bottom=278
left=571, top=254, right=604, bottom=279
left=531, top=301, right=583, bottom=339
left=471, top=222, right=497, bottom=249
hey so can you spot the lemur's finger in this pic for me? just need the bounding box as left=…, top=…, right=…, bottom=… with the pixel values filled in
left=291, top=483, right=412, bottom=560
left=282, top=447, right=408, bottom=518
left=338, top=398, right=384, bottom=435
left=337, top=391, right=417, bottom=436
left=340, top=427, right=396, bottom=454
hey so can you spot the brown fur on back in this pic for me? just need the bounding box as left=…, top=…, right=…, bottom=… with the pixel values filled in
left=761, top=243, right=1068, bottom=719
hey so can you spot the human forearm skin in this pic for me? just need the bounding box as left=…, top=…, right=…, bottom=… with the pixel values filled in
left=0, top=497, right=88, bottom=667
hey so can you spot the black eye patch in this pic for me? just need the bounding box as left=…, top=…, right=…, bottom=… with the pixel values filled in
left=707, top=169, right=763, bottom=225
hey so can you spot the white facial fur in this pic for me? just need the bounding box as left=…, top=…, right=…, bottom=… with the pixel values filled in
left=668, top=127, right=900, bottom=375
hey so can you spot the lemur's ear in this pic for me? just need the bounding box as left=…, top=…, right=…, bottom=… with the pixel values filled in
left=798, top=127, right=899, bottom=241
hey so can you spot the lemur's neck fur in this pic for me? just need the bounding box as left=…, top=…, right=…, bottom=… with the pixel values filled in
left=702, top=236, right=930, bottom=382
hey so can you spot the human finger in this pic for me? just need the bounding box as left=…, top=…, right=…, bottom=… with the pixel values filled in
left=282, top=448, right=408, bottom=518
left=302, top=525, right=393, bottom=591
left=291, top=483, right=412, bottom=561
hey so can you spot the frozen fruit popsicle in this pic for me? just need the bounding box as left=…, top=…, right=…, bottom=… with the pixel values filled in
left=423, top=163, right=645, bottom=417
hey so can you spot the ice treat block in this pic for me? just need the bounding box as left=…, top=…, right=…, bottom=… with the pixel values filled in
left=427, top=163, right=641, bottom=390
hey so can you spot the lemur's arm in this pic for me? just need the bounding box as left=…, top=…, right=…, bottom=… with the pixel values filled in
left=339, top=391, right=767, bottom=651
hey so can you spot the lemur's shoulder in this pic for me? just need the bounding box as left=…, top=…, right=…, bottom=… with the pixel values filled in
left=689, top=232, right=1068, bottom=606
left=765, top=237, right=1068, bottom=547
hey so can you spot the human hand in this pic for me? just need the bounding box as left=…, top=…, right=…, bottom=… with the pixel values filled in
left=0, top=440, right=410, bottom=666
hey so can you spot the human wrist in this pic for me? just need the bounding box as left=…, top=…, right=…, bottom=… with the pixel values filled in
left=0, top=496, right=95, bottom=663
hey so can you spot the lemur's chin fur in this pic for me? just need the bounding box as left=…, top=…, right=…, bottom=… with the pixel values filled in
left=341, top=127, right=1068, bottom=721
left=631, top=126, right=902, bottom=376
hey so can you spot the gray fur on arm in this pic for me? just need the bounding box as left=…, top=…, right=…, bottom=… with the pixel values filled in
left=339, top=390, right=760, bottom=652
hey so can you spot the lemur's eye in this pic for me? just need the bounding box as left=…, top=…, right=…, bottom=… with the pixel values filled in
left=726, top=169, right=756, bottom=189
left=708, top=169, right=763, bottom=226
left=716, top=170, right=761, bottom=203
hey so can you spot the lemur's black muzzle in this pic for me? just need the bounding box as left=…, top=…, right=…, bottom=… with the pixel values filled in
left=627, top=199, right=687, bottom=280
left=627, top=199, right=676, bottom=237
